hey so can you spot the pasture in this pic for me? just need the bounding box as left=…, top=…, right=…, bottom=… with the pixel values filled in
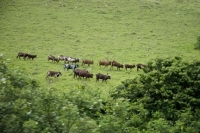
left=0, top=0, right=200, bottom=98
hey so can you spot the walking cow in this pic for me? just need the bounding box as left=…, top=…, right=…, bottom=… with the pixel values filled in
left=111, top=60, right=123, bottom=70
left=96, top=73, right=111, bottom=83
left=46, top=71, right=62, bottom=79
left=98, top=60, right=112, bottom=68
left=17, top=52, right=28, bottom=60
left=125, top=64, right=135, bottom=71
left=64, top=64, right=79, bottom=71
left=136, top=63, right=147, bottom=71
left=82, top=59, right=94, bottom=66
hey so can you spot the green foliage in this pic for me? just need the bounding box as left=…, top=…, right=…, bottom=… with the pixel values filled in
left=111, top=57, right=200, bottom=131
left=194, top=36, right=200, bottom=49
left=2, top=56, right=200, bottom=132
left=0, top=61, right=38, bottom=133
left=0, top=60, right=102, bottom=133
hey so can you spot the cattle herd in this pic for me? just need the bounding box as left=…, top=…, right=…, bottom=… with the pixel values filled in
left=17, top=52, right=147, bottom=83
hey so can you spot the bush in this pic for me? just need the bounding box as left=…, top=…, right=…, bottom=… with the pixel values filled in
left=111, top=57, right=200, bottom=131
left=194, top=35, right=200, bottom=49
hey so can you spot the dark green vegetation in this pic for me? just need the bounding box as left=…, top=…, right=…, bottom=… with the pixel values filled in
left=0, top=0, right=200, bottom=132
left=1, top=57, right=200, bottom=132
left=195, top=35, right=200, bottom=49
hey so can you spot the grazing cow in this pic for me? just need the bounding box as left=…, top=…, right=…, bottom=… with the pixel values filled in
left=64, top=64, right=79, bottom=71
left=136, top=63, right=147, bottom=71
left=48, top=55, right=56, bottom=62
left=96, top=73, right=111, bottom=83
left=98, top=60, right=112, bottom=68
left=58, top=55, right=68, bottom=61
left=17, top=52, right=28, bottom=60
left=67, top=57, right=79, bottom=64
left=111, top=61, right=123, bottom=70
left=46, top=71, right=62, bottom=79
left=27, top=54, right=37, bottom=60
left=125, top=64, right=135, bottom=71
left=82, top=59, right=94, bottom=66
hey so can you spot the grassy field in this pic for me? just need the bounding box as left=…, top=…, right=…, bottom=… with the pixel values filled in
left=0, top=0, right=200, bottom=97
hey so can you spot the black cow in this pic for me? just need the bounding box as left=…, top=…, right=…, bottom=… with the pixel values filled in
left=27, top=54, right=37, bottom=60
left=64, top=64, right=79, bottom=71
left=125, top=64, right=135, bottom=71
left=85, top=73, right=93, bottom=80
left=73, top=69, right=82, bottom=78
left=96, top=73, right=111, bottom=83
left=46, top=71, right=62, bottom=79
left=17, top=52, right=28, bottom=60
left=136, top=63, right=147, bottom=71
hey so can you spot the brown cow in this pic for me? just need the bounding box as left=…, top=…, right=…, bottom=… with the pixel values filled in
left=136, top=63, right=147, bottom=71
left=98, top=60, right=112, bottom=68
left=73, top=69, right=89, bottom=79
left=78, top=70, right=91, bottom=79
left=82, top=59, right=94, bottom=66
left=111, top=61, right=123, bottom=70
left=125, top=64, right=135, bottom=71
left=53, top=58, right=59, bottom=63
left=48, top=55, right=55, bottom=62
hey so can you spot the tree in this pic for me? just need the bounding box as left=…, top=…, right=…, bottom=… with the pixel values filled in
left=111, top=57, right=200, bottom=131
left=0, top=60, right=99, bottom=133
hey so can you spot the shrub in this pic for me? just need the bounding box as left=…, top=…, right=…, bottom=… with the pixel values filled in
left=194, top=35, right=200, bottom=49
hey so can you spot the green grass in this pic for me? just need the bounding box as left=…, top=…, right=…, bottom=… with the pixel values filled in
left=0, top=0, right=200, bottom=97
